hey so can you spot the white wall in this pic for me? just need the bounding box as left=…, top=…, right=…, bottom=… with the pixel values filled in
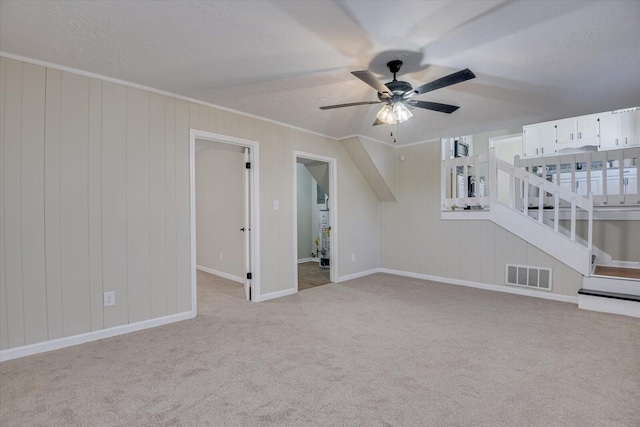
left=381, top=137, right=584, bottom=298
left=0, top=56, right=381, bottom=351
left=296, top=164, right=312, bottom=260
left=196, top=146, right=245, bottom=278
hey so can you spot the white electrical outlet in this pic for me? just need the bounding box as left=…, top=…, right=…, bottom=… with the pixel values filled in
left=273, top=200, right=280, bottom=210
left=219, top=253, right=224, bottom=261
left=104, top=291, right=115, bottom=307
left=351, top=253, right=356, bottom=262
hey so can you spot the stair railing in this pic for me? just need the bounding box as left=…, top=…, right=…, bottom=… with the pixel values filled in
left=489, top=148, right=594, bottom=253
left=441, top=149, right=594, bottom=250
left=514, top=147, right=639, bottom=206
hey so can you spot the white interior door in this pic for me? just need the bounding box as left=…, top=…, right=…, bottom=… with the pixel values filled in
left=243, top=147, right=251, bottom=301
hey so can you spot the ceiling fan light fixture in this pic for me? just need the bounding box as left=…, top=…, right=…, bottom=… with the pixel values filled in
left=376, top=104, right=397, bottom=124
left=393, top=102, right=413, bottom=123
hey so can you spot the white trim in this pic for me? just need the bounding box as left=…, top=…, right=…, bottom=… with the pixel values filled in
left=257, top=288, right=297, bottom=302
left=196, top=265, right=244, bottom=284
left=0, top=52, right=333, bottom=142
left=293, top=151, right=339, bottom=292
left=578, top=294, right=640, bottom=318
left=336, top=268, right=381, bottom=283
left=297, top=257, right=317, bottom=264
left=441, top=210, right=492, bottom=220
left=378, top=268, right=579, bottom=304
left=0, top=311, right=194, bottom=362
left=610, top=260, right=640, bottom=269
left=190, top=129, right=261, bottom=304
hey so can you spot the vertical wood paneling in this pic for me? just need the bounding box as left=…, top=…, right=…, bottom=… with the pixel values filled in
left=0, top=56, right=8, bottom=349
left=165, top=97, right=177, bottom=315
left=101, top=81, right=128, bottom=328
left=480, top=221, right=496, bottom=284
left=175, top=100, right=190, bottom=312
left=197, top=104, right=216, bottom=133
left=149, top=93, right=167, bottom=318
left=88, top=78, right=104, bottom=331
left=4, top=58, right=26, bottom=348
left=237, top=114, right=253, bottom=141
left=20, top=62, right=48, bottom=344
left=60, top=71, right=91, bottom=337
left=465, top=220, right=482, bottom=282
left=224, top=110, right=239, bottom=138
left=494, top=225, right=508, bottom=284
left=44, top=68, right=64, bottom=340
left=126, top=88, right=151, bottom=323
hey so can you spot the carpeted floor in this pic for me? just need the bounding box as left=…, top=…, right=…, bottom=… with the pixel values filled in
left=1, top=272, right=639, bottom=426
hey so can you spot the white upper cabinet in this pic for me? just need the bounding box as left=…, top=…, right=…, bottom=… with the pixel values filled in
left=599, top=109, right=640, bottom=150
left=523, top=122, right=556, bottom=157
left=556, top=114, right=600, bottom=146
left=523, top=108, right=639, bottom=158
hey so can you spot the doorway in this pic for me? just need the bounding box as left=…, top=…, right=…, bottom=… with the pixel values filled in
left=189, top=130, right=261, bottom=313
left=293, top=152, right=338, bottom=291
left=490, top=133, right=523, bottom=205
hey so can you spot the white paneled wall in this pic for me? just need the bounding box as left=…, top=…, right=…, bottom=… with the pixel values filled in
left=0, top=56, right=381, bottom=351
left=381, top=140, right=583, bottom=297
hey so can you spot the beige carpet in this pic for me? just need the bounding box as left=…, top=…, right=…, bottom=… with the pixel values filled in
left=1, top=272, right=639, bottom=426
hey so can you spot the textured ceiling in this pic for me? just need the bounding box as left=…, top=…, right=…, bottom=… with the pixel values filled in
left=1, top=0, right=640, bottom=146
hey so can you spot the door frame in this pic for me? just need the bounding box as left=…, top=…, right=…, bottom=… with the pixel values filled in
left=293, top=151, right=338, bottom=290
left=189, top=129, right=261, bottom=312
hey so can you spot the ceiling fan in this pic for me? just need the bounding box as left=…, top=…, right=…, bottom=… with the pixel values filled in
left=319, top=60, right=476, bottom=126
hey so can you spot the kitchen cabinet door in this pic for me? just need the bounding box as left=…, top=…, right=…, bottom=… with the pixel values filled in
left=556, top=118, right=576, bottom=145
left=557, top=114, right=600, bottom=146
left=623, top=109, right=640, bottom=146
left=599, top=113, right=622, bottom=149
left=576, top=115, right=600, bottom=145
left=523, top=123, right=556, bottom=157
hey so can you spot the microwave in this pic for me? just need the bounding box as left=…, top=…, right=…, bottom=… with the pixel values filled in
left=454, top=140, right=469, bottom=157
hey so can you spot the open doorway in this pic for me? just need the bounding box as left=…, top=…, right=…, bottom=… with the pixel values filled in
left=293, top=152, right=338, bottom=292
left=490, top=133, right=523, bottom=205
left=189, top=130, right=261, bottom=312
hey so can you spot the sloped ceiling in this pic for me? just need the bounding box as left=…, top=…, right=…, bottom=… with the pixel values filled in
left=1, top=0, right=639, bottom=145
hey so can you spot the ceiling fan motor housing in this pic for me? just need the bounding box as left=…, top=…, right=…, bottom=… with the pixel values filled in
left=378, top=80, right=413, bottom=100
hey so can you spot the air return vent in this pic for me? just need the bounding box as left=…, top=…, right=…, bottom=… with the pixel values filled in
left=506, top=264, right=552, bottom=291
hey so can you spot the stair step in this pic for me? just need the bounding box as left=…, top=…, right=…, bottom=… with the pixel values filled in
left=593, top=266, right=640, bottom=281
left=578, top=288, right=640, bottom=302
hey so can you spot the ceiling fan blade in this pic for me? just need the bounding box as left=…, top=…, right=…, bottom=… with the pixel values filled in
left=413, top=68, right=476, bottom=96
left=372, top=118, right=385, bottom=126
left=409, top=100, right=460, bottom=114
left=319, top=100, right=382, bottom=110
left=351, top=70, right=393, bottom=96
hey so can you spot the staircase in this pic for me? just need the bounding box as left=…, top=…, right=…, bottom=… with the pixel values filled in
left=579, top=265, right=640, bottom=318
left=442, top=147, right=640, bottom=318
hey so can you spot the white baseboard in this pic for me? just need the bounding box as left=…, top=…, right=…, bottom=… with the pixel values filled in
left=0, top=311, right=195, bottom=362
left=256, top=287, right=297, bottom=302
left=197, top=265, right=244, bottom=284
left=337, top=268, right=381, bottom=283
left=378, top=268, right=579, bottom=304
left=297, top=257, right=318, bottom=264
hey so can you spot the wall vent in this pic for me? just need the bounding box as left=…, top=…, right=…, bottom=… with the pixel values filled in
left=506, top=264, right=552, bottom=291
